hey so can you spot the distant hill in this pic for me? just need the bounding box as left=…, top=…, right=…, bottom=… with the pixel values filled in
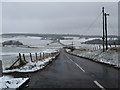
left=2, top=40, right=23, bottom=46
left=1, top=33, right=118, bottom=38
left=82, top=39, right=120, bottom=45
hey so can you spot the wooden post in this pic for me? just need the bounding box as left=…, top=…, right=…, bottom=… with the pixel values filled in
left=30, top=53, right=33, bottom=62
left=9, top=58, right=20, bottom=69
left=43, top=52, right=44, bottom=58
left=19, top=53, right=22, bottom=61
left=109, top=43, right=111, bottom=48
left=102, top=7, right=105, bottom=52
left=35, top=53, right=37, bottom=60
left=99, top=45, right=101, bottom=50
left=0, top=60, right=3, bottom=77
left=114, top=42, right=116, bottom=47
left=105, top=13, right=109, bottom=50
left=40, top=53, right=41, bottom=58
left=23, top=54, right=26, bottom=61
left=19, top=53, right=22, bottom=65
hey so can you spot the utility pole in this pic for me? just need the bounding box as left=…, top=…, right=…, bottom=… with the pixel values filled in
left=104, top=13, right=109, bottom=50
left=102, top=7, right=105, bottom=52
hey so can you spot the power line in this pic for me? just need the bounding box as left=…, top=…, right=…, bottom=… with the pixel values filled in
left=104, top=2, right=118, bottom=9
left=86, top=12, right=102, bottom=32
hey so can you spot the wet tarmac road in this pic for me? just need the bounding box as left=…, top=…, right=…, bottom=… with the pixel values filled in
left=11, top=49, right=119, bottom=89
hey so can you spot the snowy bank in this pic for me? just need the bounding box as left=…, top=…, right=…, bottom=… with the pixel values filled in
left=67, top=47, right=119, bottom=68
left=0, top=76, right=29, bottom=89
left=3, top=53, right=59, bottom=73
left=60, top=37, right=119, bottom=68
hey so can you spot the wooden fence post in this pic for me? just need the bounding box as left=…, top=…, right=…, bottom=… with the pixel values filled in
left=30, top=53, right=33, bottom=62
left=35, top=53, right=37, bottom=60
left=109, top=43, right=111, bottom=48
left=0, top=60, right=2, bottom=77
left=19, top=53, right=23, bottom=65
left=114, top=42, right=116, bottom=47
left=19, top=53, right=22, bottom=61
left=23, top=54, right=26, bottom=61
left=43, top=52, right=44, bottom=58
left=40, top=53, right=41, bottom=58
left=99, top=45, right=101, bottom=50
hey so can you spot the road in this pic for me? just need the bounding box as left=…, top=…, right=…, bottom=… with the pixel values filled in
left=11, top=49, right=119, bottom=89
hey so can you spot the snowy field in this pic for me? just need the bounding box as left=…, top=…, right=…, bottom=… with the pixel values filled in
left=60, top=36, right=102, bottom=49
left=69, top=47, right=119, bottom=67
left=0, top=75, right=29, bottom=89
left=0, top=35, right=60, bottom=89
left=1, top=36, right=62, bottom=69
left=60, top=36, right=119, bottom=68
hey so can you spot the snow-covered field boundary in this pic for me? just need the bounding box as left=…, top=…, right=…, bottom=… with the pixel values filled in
left=65, top=48, right=119, bottom=68
left=59, top=36, right=119, bottom=68
left=0, top=76, right=29, bottom=89
left=3, top=52, right=60, bottom=73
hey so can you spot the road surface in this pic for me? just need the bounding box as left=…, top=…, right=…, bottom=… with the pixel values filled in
left=11, top=49, right=119, bottom=89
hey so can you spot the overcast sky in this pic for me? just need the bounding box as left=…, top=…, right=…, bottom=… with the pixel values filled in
left=1, top=2, right=118, bottom=35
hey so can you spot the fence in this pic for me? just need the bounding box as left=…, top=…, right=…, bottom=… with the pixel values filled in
left=7, top=52, right=58, bottom=70
left=92, top=42, right=118, bottom=51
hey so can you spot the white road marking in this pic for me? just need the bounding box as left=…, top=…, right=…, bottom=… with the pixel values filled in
left=94, top=81, right=106, bottom=90
left=65, top=54, right=85, bottom=72
left=74, top=63, right=85, bottom=72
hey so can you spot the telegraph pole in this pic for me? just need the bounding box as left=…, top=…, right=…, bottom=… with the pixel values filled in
left=104, top=13, right=109, bottom=50
left=102, top=7, right=105, bottom=52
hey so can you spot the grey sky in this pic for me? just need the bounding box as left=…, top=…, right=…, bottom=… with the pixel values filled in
left=2, top=2, right=118, bottom=35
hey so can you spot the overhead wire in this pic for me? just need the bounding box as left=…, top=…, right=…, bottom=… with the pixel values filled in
left=84, top=3, right=118, bottom=35
left=86, top=12, right=102, bottom=32
left=104, top=2, right=118, bottom=35
left=104, top=2, right=118, bottom=9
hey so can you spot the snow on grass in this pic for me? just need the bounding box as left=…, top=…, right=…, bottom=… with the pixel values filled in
left=71, top=47, right=119, bottom=67
left=43, top=49, right=59, bottom=53
left=3, top=56, right=57, bottom=73
left=0, top=76, right=29, bottom=89
left=60, top=37, right=101, bottom=46
left=61, top=37, right=119, bottom=67
left=60, top=37, right=102, bottom=50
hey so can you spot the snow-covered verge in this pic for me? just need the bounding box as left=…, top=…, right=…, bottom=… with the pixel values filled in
left=0, top=76, right=29, bottom=89
left=60, top=36, right=119, bottom=68
left=67, top=47, right=119, bottom=68
left=3, top=53, right=59, bottom=73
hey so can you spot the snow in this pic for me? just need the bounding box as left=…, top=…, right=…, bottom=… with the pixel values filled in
left=70, top=47, right=119, bottom=67
left=0, top=76, right=29, bottom=89
left=60, top=36, right=119, bottom=68
left=60, top=37, right=102, bottom=49
left=3, top=56, right=57, bottom=73
left=66, top=49, right=71, bottom=52
left=2, top=36, right=52, bottom=47
left=60, top=37, right=101, bottom=46
left=43, top=49, right=59, bottom=53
